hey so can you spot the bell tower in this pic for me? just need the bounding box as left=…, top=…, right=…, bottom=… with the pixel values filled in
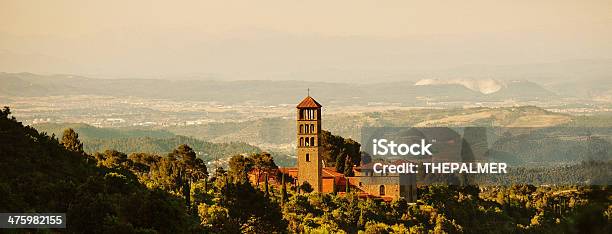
left=296, top=95, right=322, bottom=192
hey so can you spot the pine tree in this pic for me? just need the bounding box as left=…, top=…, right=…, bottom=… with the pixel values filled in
left=61, top=128, right=84, bottom=153
left=172, top=144, right=196, bottom=165
left=251, top=152, right=277, bottom=187
left=0, top=106, right=11, bottom=119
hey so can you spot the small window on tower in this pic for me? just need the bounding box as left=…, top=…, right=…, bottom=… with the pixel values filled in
left=306, top=153, right=310, bottom=162
left=310, top=137, right=315, bottom=146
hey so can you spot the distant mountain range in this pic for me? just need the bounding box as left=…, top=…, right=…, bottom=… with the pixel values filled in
left=2, top=72, right=607, bottom=105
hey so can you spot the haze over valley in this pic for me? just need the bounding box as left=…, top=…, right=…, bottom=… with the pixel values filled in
left=3, top=72, right=611, bottom=163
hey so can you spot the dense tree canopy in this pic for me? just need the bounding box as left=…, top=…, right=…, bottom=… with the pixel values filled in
left=319, top=130, right=361, bottom=175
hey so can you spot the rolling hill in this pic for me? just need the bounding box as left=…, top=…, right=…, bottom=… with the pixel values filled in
left=1, top=72, right=562, bottom=105
left=32, top=123, right=295, bottom=167
left=159, top=106, right=573, bottom=149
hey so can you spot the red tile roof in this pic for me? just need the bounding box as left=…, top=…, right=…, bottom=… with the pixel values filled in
left=321, top=167, right=343, bottom=178
left=296, top=96, right=322, bottom=108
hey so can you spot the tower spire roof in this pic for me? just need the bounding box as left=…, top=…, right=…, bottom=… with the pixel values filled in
left=296, top=96, right=322, bottom=108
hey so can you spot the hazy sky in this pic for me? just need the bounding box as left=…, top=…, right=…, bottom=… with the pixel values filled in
left=1, top=0, right=611, bottom=81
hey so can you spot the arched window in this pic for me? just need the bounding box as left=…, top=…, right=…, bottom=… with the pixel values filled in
left=299, top=124, right=303, bottom=134
left=310, top=137, right=315, bottom=146
left=305, top=125, right=309, bottom=134
left=305, top=137, right=310, bottom=146
left=379, top=185, right=385, bottom=196
left=310, top=124, right=315, bottom=133
left=306, top=153, right=310, bottom=162
left=300, top=137, right=304, bottom=146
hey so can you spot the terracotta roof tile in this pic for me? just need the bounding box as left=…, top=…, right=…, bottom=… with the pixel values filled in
left=322, top=167, right=343, bottom=178
left=296, top=96, right=322, bottom=108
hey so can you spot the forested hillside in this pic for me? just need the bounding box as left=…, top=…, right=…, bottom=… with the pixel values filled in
left=0, top=107, right=197, bottom=232
left=0, top=107, right=286, bottom=233
left=1, top=107, right=611, bottom=233
left=33, top=123, right=295, bottom=167
left=33, top=123, right=175, bottom=140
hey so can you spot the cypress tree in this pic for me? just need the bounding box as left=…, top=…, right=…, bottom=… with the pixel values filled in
left=176, top=167, right=183, bottom=193
left=281, top=173, right=287, bottom=205
left=183, top=176, right=191, bottom=208
left=223, top=174, right=229, bottom=201
left=345, top=178, right=350, bottom=193
left=333, top=181, right=337, bottom=195
left=264, top=173, right=269, bottom=197
left=344, top=156, right=354, bottom=176
left=335, top=154, right=345, bottom=173
left=203, top=177, right=208, bottom=191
